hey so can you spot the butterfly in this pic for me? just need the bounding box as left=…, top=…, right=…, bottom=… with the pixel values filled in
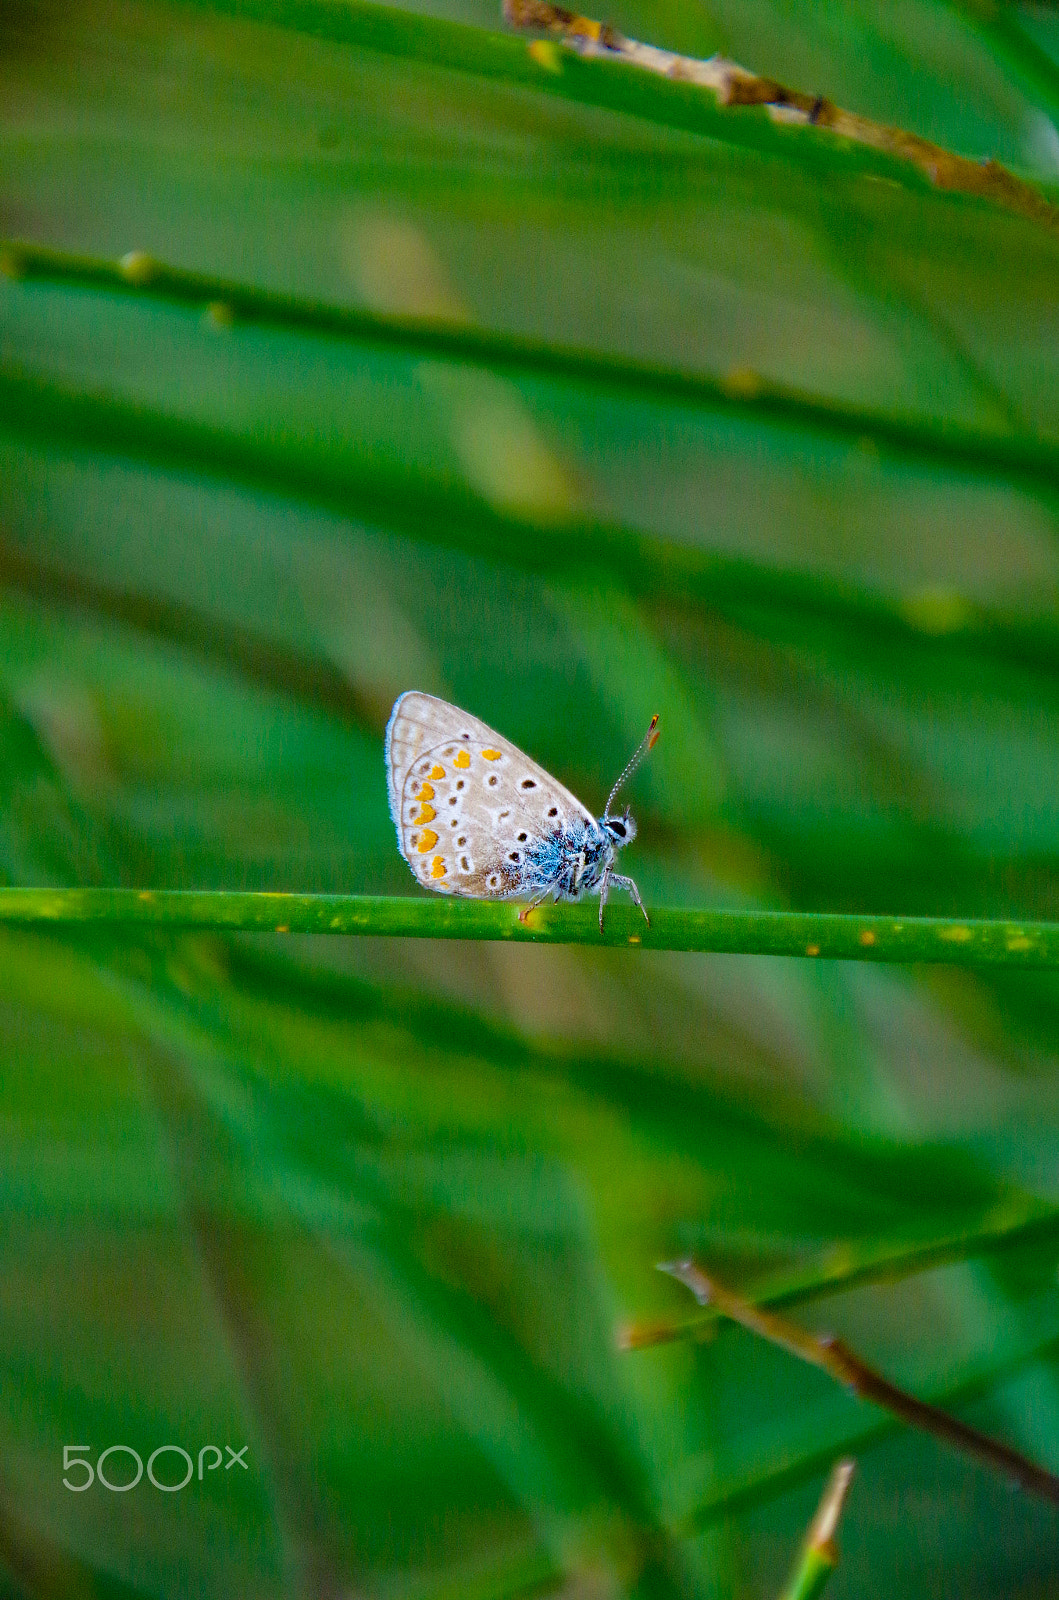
left=385, top=691, right=659, bottom=930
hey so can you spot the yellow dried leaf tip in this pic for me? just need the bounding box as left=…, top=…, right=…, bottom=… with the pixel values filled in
left=482, top=748, right=502, bottom=760
left=453, top=750, right=471, bottom=768
left=430, top=855, right=447, bottom=879
left=417, top=830, right=439, bottom=852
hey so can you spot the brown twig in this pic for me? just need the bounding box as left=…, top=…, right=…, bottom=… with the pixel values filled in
left=658, top=1257, right=1059, bottom=1507
left=620, top=1207, right=1059, bottom=1350
left=504, top=0, right=1059, bottom=234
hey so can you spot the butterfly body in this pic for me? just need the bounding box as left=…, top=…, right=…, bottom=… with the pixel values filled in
left=385, top=691, right=656, bottom=929
left=521, top=812, right=613, bottom=903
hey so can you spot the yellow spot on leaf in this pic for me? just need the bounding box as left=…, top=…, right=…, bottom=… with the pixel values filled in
left=1007, top=933, right=1032, bottom=952
left=120, top=250, right=156, bottom=284
left=276, top=925, right=289, bottom=934
left=430, top=764, right=445, bottom=780
left=806, top=943, right=820, bottom=957
left=628, top=935, right=641, bottom=945
left=859, top=929, right=876, bottom=946
left=417, top=830, right=439, bottom=852
left=453, top=750, right=470, bottom=768
left=482, top=748, right=502, bottom=760
left=900, top=587, right=971, bottom=636
left=206, top=300, right=234, bottom=330
left=940, top=925, right=972, bottom=942
left=430, top=855, right=447, bottom=879
left=416, top=781, right=435, bottom=800
left=723, top=367, right=763, bottom=399
left=528, top=38, right=562, bottom=71
left=414, top=803, right=436, bottom=824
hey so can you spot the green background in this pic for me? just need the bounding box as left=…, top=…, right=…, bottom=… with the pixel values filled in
left=2, top=0, right=1059, bottom=1593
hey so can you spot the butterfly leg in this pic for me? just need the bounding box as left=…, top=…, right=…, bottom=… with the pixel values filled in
left=517, top=886, right=553, bottom=924
left=608, top=872, right=650, bottom=928
left=597, top=866, right=612, bottom=933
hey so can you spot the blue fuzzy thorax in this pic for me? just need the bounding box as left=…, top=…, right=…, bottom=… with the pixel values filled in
left=520, top=815, right=613, bottom=902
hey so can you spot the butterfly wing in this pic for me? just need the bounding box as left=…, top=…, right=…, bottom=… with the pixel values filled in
left=385, top=691, right=593, bottom=898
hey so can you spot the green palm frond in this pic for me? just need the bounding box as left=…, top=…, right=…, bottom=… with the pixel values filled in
left=3, top=0, right=1059, bottom=1595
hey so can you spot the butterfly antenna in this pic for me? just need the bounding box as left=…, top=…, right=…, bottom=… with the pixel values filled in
left=605, top=714, right=660, bottom=818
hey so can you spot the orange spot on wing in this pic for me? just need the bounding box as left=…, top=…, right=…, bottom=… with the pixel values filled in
left=417, top=829, right=439, bottom=852
left=416, top=781, right=435, bottom=800
left=430, top=764, right=445, bottom=779
left=414, top=803, right=436, bottom=824
left=453, top=750, right=470, bottom=768
left=482, top=748, right=502, bottom=760
left=430, top=855, right=447, bottom=879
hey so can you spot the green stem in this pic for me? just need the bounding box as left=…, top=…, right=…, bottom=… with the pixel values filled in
left=781, top=1544, right=835, bottom=1600
left=6, top=241, right=1059, bottom=494
left=8, top=249, right=1059, bottom=675
left=4, top=888, right=1059, bottom=964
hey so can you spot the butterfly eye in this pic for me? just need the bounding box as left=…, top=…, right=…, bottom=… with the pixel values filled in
left=611, top=820, right=627, bottom=838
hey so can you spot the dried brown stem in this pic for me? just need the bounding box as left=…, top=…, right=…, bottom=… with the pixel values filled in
left=503, top=0, right=1059, bottom=233
left=805, top=1458, right=856, bottom=1554
left=621, top=1207, right=1059, bottom=1351
left=659, top=1257, right=1059, bottom=1507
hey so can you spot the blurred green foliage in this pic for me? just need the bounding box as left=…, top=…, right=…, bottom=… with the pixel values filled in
left=2, top=0, right=1059, bottom=1595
